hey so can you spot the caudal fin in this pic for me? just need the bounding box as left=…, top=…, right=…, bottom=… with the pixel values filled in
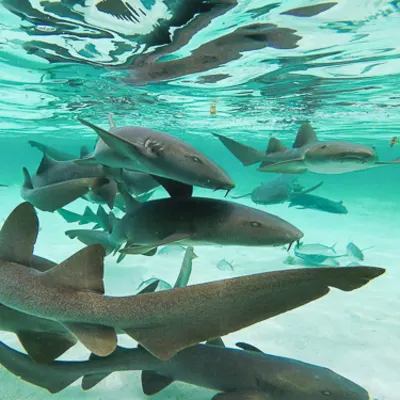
left=212, top=133, right=265, bottom=166
left=124, top=266, right=384, bottom=360
left=0, top=340, right=82, bottom=393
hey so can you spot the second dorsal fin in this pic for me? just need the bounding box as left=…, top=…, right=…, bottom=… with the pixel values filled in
left=293, top=123, right=318, bottom=148
left=41, top=244, right=106, bottom=293
left=266, top=137, right=288, bottom=154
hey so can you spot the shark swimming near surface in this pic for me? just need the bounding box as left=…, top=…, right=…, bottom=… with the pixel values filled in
left=213, top=123, right=400, bottom=175
left=0, top=339, right=370, bottom=399
left=0, top=202, right=384, bottom=361
left=75, top=115, right=235, bottom=197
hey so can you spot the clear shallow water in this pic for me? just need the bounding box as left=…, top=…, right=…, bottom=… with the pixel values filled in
left=0, top=1, right=399, bottom=399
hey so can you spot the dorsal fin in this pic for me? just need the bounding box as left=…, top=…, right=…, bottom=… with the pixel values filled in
left=80, top=146, right=90, bottom=158
left=108, top=113, right=116, bottom=129
left=0, top=202, right=38, bottom=265
left=235, top=342, right=264, bottom=353
left=117, top=183, right=141, bottom=213
left=206, top=337, right=225, bottom=347
left=266, top=137, right=288, bottom=154
left=141, top=371, right=174, bottom=395
left=36, top=154, right=58, bottom=175
left=41, top=244, right=105, bottom=293
left=293, top=123, right=318, bottom=148
left=22, top=168, right=34, bottom=189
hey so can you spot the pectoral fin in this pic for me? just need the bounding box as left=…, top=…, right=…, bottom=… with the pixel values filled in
left=141, top=370, right=174, bottom=395
left=258, top=159, right=307, bottom=174
left=120, top=234, right=190, bottom=256
left=78, top=118, right=144, bottom=159
left=63, top=322, right=117, bottom=357
left=17, top=331, right=77, bottom=364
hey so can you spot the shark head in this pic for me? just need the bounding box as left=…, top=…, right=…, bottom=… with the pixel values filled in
left=151, top=140, right=236, bottom=192
left=209, top=203, right=303, bottom=247
left=261, top=359, right=370, bottom=400
left=304, top=141, right=377, bottom=174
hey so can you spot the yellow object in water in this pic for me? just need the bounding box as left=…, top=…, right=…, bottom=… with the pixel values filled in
left=390, top=136, right=398, bottom=147
left=210, top=99, right=217, bottom=115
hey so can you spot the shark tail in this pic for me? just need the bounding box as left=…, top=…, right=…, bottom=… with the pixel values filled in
left=295, top=181, right=323, bottom=196
left=231, top=192, right=251, bottom=199
left=212, top=132, right=265, bottom=166
left=0, top=340, right=82, bottom=393
left=57, top=208, right=83, bottom=224
left=65, top=229, right=115, bottom=256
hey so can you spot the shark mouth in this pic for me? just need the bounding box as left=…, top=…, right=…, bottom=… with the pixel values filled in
left=338, top=156, right=371, bottom=164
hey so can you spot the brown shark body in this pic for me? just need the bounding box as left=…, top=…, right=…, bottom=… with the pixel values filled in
left=0, top=203, right=385, bottom=361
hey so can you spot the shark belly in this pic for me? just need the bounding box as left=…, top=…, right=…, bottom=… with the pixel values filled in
left=306, top=162, right=372, bottom=174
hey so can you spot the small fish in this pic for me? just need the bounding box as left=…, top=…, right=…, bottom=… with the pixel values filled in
left=346, top=242, right=365, bottom=261
left=35, top=25, right=57, bottom=33
left=158, top=245, right=187, bottom=256
left=217, top=259, right=234, bottom=271
left=390, top=136, right=398, bottom=147
left=284, top=255, right=297, bottom=265
left=210, top=99, right=217, bottom=115
left=294, top=242, right=344, bottom=266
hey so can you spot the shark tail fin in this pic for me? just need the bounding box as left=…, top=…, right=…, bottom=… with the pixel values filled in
left=266, top=137, right=288, bottom=154
left=331, top=243, right=337, bottom=253
left=0, top=339, right=82, bottom=393
left=141, top=370, right=174, bottom=395
left=212, top=132, right=265, bottom=166
left=295, top=180, right=323, bottom=196
left=17, top=331, right=77, bottom=364
left=80, top=206, right=97, bottom=225
left=293, top=123, right=318, bottom=148
left=231, top=192, right=251, bottom=199
left=57, top=208, right=82, bottom=224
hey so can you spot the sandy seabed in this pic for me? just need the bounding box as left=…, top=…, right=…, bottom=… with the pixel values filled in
left=0, top=186, right=398, bottom=400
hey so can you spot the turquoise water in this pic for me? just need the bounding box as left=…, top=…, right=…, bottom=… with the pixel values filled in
left=0, top=1, right=399, bottom=399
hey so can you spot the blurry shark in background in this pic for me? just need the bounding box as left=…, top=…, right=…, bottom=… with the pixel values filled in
left=232, top=174, right=323, bottom=205
left=214, top=123, right=400, bottom=175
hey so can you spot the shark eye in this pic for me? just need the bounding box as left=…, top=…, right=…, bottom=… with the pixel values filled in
left=251, top=221, right=261, bottom=227
left=320, top=145, right=327, bottom=149
left=321, top=390, right=331, bottom=396
left=191, top=156, right=202, bottom=163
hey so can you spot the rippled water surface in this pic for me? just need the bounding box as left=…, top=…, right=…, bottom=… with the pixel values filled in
left=0, top=1, right=399, bottom=400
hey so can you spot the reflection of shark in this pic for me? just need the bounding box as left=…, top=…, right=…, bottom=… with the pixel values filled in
left=214, top=123, right=400, bottom=175
left=0, top=340, right=369, bottom=400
